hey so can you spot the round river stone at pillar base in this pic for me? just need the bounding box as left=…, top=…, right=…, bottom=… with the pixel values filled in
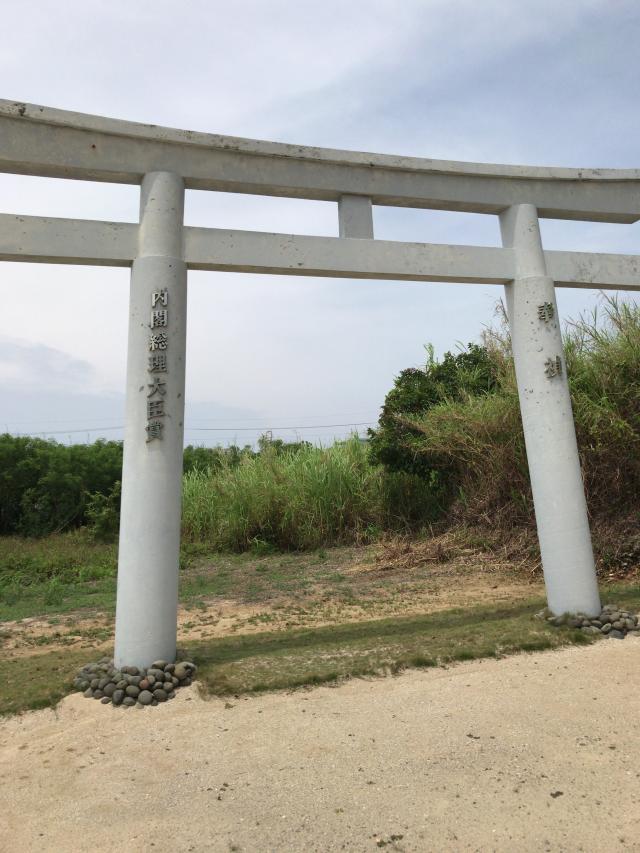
left=73, top=657, right=197, bottom=708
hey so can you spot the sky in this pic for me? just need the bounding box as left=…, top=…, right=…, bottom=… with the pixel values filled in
left=1, top=0, right=639, bottom=446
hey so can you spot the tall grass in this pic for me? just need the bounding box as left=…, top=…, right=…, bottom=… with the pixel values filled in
left=406, top=296, right=640, bottom=528
left=566, top=297, right=640, bottom=513
left=182, top=437, right=439, bottom=551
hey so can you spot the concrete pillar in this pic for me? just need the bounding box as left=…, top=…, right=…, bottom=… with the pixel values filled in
left=114, top=172, right=187, bottom=667
left=338, top=194, right=374, bottom=238
left=500, top=204, right=600, bottom=616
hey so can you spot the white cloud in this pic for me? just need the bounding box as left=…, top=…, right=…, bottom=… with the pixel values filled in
left=0, top=337, right=97, bottom=392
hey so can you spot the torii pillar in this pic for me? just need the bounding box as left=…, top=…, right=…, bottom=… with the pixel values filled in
left=114, top=172, right=188, bottom=668
left=501, top=204, right=601, bottom=617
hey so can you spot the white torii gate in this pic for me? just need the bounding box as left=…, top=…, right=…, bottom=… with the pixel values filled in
left=3, top=101, right=640, bottom=668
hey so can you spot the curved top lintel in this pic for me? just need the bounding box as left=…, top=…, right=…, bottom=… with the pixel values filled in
left=1, top=100, right=639, bottom=222
left=2, top=99, right=639, bottom=182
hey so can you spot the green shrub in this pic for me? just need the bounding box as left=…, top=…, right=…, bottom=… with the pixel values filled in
left=43, top=578, right=65, bottom=606
left=0, top=436, right=123, bottom=536
left=367, top=342, right=498, bottom=482
left=0, top=438, right=257, bottom=538
left=566, top=297, right=640, bottom=515
left=85, top=481, right=121, bottom=542
left=183, top=443, right=254, bottom=475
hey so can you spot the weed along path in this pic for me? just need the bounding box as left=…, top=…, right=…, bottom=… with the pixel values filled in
left=2, top=639, right=640, bottom=852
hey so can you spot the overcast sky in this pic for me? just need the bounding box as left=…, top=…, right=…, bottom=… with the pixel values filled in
left=1, top=0, right=639, bottom=446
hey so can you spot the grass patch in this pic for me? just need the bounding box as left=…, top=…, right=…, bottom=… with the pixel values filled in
left=0, top=532, right=118, bottom=621
left=177, top=547, right=364, bottom=611
left=0, top=533, right=359, bottom=622
left=0, top=536, right=227, bottom=622
left=3, top=585, right=640, bottom=716
left=0, top=531, right=117, bottom=587
left=0, top=577, right=118, bottom=623
left=186, top=596, right=599, bottom=696
left=0, top=647, right=101, bottom=715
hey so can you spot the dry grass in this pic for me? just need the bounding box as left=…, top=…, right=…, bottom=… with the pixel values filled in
left=372, top=527, right=540, bottom=576
left=375, top=521, right=640, bottom=584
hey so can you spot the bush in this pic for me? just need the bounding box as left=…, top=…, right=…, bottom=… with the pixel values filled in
left=566, top=297, right=640, bottom=516
left=367, top=342, right=498, bottom=480
left=85, top=481, right=122, bottom=542
left=0, top=439, right=254, bottom=538
left=0, top=436, right=123, bottom=536
left=183, top=443, right=254, bottom=475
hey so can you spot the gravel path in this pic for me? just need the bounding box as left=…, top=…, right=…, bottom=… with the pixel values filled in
left=2, top=639, right=640, bottom=852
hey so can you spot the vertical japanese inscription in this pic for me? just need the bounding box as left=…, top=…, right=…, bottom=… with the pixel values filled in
left=537, top=302, right=562, bottom=379
left=147, top=288, right=169, bottom=442
left=537, top=301, right=555, bottom=323
left=544, top=355, right=563, bottom=379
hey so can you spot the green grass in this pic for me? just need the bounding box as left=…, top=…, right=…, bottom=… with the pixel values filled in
left=181, top=436, right=438, bottom=551
left=187, top=598, right=581, bottom=695
left=6, top=588, right=640, bottom=716
left=0, top=647, right=94, bottom=715
left=0, top=531, right=117, bottom=620
left=0, top=540, right=361, bottom=622
left=0, top=530, right=117, bottom=585
left=0, top=528, right=367, bottom=622
left=0, top=575, right=118, bottom=622
left=0, top=535, right=224, bottom=621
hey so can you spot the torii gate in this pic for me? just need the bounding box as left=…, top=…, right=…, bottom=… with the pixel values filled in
left=2, top=101, right=640, bottom=668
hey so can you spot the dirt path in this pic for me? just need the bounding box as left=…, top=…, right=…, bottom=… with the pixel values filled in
left=2, top=639, right=640, bottom=852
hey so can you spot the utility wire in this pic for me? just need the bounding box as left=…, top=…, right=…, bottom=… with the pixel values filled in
left=4, top=410, right=379, bottom=425
left=187, top=422, right=374, bottom=432
left=10, top=426, right=125, bottom=436
left=9, top=421, right=376, bottom=437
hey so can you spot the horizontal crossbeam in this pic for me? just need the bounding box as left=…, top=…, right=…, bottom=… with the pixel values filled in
left=1, top=101, right=640, bottom=223
left=0, top=214, right=136, bottom=267
left=1, top=213, right=640, bottom=290
left=546, top=250, right=640, bottom=290
left=184, top=227, right=511, bottom=283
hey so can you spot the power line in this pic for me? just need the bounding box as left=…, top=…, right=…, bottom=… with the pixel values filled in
left=3, top=410, right=380, bottom=425
left=187, top=422, right=375, bottom=432
left=185, top=411, right=380, bottom=423
left=10, top=425, right=125, bottom=436
left=8, top=421, right=376, bottom=437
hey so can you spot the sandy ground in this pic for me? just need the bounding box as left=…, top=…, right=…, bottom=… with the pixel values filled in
left=2, top=640, right=640, bottom=852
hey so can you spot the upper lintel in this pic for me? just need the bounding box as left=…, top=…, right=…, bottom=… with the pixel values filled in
left=1, top=100, right=639, bottom=223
